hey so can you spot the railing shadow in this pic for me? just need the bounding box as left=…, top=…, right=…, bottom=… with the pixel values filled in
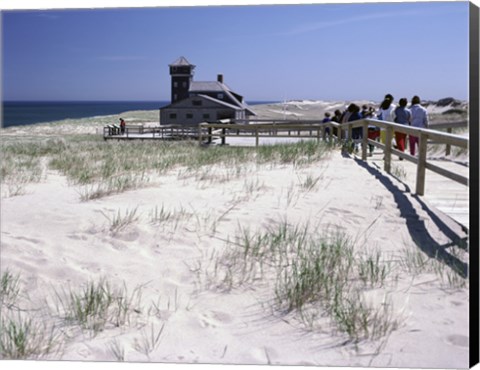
left=350, top=155, right=468, bottom=278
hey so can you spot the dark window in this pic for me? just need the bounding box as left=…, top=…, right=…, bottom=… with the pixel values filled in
left=203, top=113, right=210, bottom=119
left=193, top=100, right=202, bottom=106
left=169, top=113, right=177, bottom=119
left=182, top=82, right=187, bottom=88
left=173, top=82, right=178, bottom=88
left=186, top=113, right=193, bottom=119
left=217, top=93, right=224, bottom=99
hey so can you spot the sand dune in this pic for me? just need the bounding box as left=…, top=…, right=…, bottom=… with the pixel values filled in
left=0, top=100, right=470, bottom=368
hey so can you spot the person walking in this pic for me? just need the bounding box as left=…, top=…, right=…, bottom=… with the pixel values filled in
left=322, top=112, right=332, bottom=135
left=409, top=96, right=429, bottom=156
left=119, top=118, right=126, bottom=135
left=363, top=105, right=379, bottom=156
left=348, top=103, right=363, bottom=152
left=332, top=109, right=343, bottom=123
left=393, top=98, right=411, bottom=159
left=377, top=95, right=396, bottom=144
left=331, top=109, right=343, bottom=138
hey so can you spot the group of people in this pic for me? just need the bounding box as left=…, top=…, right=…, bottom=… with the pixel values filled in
left=322, top=94, right=429, bottom=157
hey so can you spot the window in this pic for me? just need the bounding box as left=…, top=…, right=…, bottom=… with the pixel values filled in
left=203, top=114, right=210, bottom=119
left=217, top=93, right=224, bottom=99
left=193, top=100, right=202, bottom=106
left=182, top=82, right=187, bottom=88
left=186, top=113, right=193, bottom=119
left=169, top=113, right=177, bottom=119
left=173, top=82, right=178, bottom=88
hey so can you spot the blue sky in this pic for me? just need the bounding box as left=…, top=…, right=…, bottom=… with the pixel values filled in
left=2, top=1, right=470, bottom=102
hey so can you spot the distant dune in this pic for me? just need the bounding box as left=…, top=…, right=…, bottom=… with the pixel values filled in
left=250, top=98, right=469, bottom=121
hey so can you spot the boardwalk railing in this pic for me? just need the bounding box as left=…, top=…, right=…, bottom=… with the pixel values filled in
left=199, top=118, right=469, bottom=196
left=103, top=124, right=199, bottom=140
left=198, top=120, right=326, bottom=147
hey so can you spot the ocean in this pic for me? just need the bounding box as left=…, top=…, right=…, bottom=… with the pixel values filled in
left=1, top=101, right=169, bottom=128
left=1, top=101, right=277, bottom=128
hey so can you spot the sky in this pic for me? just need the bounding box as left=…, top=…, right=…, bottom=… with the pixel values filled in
left=1, top=0, right=472, bottom=102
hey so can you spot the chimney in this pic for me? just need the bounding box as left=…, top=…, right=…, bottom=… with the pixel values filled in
left=217, top=74, right=224, bottom=83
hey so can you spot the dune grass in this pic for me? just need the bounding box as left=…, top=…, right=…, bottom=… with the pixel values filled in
left=209, top=220, right=397, bottom=342
left=0, top=271, right=63, bottom=360
left=1, top=270, right=21, bottom=309
left=50, top=279, right=144, bottom=334
left=2, top=135, right=332, bottom=200
left=0, top=313, right=62, bottom=360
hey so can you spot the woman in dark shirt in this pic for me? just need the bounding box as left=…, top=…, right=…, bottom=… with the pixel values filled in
left=393, top=98, right=411, bottom=157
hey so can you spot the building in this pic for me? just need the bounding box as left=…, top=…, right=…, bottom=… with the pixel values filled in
left=160, top=56, right=256, bottom=125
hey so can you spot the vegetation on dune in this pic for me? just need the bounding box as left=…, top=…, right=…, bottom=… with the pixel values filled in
left=1, top=135, right=332, bottom=199
left=0, top=129, right=468, bottom=359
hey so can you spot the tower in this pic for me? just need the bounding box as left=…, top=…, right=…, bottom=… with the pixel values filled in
left=169, top=56, right=195, bottom=103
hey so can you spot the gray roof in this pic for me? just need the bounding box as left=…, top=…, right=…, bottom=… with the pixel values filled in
left=169, top=56, right=195, bottom=67
left=189, top=81, right=255, bottom=116
left=189, top=81, right=224, bottom=92
left=159, top=94, right=239, bottom=111
left=196, top=94, right=242, bottom=110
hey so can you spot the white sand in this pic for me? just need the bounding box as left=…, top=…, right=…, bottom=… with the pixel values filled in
left=0, top=100, right=470, bottom=368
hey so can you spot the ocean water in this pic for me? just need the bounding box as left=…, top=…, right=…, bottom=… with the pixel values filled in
left=1, top=101, right=277, bottom=128
left=1, top=101, right=169, bottom=128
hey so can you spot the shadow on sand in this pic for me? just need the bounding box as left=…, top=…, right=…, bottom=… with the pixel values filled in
left=349, top=154, right=468, bottom=278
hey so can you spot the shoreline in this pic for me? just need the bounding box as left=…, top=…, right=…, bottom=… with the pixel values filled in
left=1, top=98, right=469, bottom=131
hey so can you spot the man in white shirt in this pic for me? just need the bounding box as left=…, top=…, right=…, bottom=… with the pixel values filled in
left=409, top=95, right=429, bottom=156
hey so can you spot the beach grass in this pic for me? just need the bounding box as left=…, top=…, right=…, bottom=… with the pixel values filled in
left=101, top=207, right=140, bottom=234
left=0, top=313, right=62, bottom=360
left=50, top=279, right=143, bottom=333
left=1, top=270, right=21, bottom=309
left=1, top=271, right=52, bottom=360
left=2, top=135, right=332, bottom=200
left=209, top=220, right=397, bottom=342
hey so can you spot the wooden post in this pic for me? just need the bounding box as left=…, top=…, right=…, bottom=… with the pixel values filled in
left=362, top=121, right=368, bottom=160
left=416, top=132, right=428, bottom=195
left=207, top=127, right=212, bottom=144
left=446, top=127, right=452, bottom=156
left=198, top=124, right=203, bottom=145
left=347, top=124, right=352, bottom=142
left=384, top=126, right=393, bottom=173
left=221, top=127, right=226, bottom=145
left=255, top=127, right=259, bottom=147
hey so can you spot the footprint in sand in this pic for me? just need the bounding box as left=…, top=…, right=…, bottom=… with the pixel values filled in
left=13, top=235, right=42, bottom=244
left=113, top=230, right=140, bottom=242
left=68, top=233, right=88, bottom=241
left=199, top=310, right=234, bottom=328
left=326, top=207, right=363, bottom=224
left=446, top=334, right=469, bottom=348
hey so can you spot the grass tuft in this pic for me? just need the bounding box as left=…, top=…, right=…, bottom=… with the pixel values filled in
left=1, top=270, right=21, bottom=309
left=51, top=279, right=143, bottom=334
left=0, top=313, right=62, bottom=359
